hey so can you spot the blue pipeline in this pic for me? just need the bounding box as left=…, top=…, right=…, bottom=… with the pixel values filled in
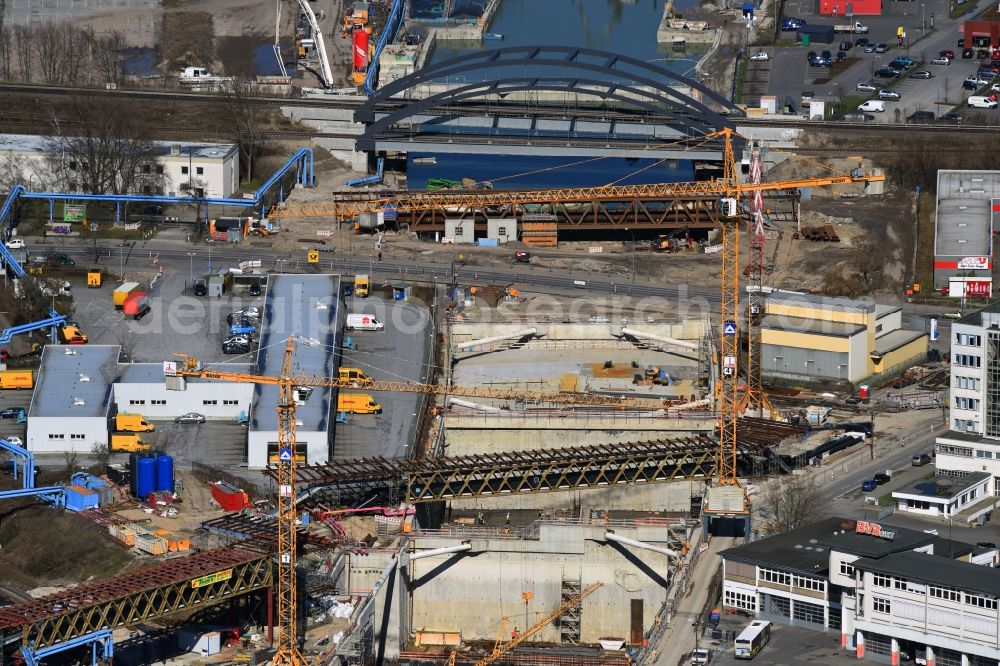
left=0, top=437, right=36, bottom=489
left=364, top=0, right=404, bottom=95
left=0, top=313, right=67, bottom=345
left=346, top=155, right=385, bottom=187
left=22, top=629, right=113, bottom=666
left=0, top=486, right=65, bottom=507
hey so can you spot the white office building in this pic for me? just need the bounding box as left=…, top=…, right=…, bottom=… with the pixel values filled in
left=114, top=364, right=254, bottom=421
left=722, top=517, right=999, bottom=665
left=0, top=133, right=239, bottom=198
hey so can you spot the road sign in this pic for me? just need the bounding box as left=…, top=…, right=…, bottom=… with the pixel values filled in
left=723, top=321, right=737, bottom=335
left=279, top=448, right=292, bottom=462
left=307, top=249, right=320, bottom=264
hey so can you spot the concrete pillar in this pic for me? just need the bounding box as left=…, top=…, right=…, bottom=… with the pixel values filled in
left=891, top=638, right=900, bottom=666
left=925, top=645, right=935, bottom=666
left=856, top=631, right=865, bottom=659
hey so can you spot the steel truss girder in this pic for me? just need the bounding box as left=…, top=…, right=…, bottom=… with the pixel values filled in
left=394, top=196, right=721, bottom=232
left=0, top=545, right=271, bottom=651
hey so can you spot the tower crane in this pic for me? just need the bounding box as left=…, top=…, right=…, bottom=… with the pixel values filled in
left=445, top=581, right=604, bottom=666
left=262, top=127, right=886, bottom=505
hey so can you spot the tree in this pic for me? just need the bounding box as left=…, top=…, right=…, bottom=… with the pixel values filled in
left=0, top=153, right=28, bottom=193
left=219, top=77, right=266, bottom=184
left=758, top=474, right=825, bottom=533
left=89, top=30, right=128, bottom=88
left=91, top=442, right=111, bottom=471
left=43, top=96, right=167, bottom=196
left=13, top=25, right=32, bottom=82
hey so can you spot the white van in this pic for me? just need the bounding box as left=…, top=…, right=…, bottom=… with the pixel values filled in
left=346, top=313, right=384, bottom=331
left=857, top=100, right=885, bottom=113
left=967, top=95, right=998, bottom=109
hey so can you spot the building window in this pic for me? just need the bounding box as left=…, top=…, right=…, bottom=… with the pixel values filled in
left=977, top=450, right=994, bottom=459
left=955, top=354, right=982, bottom=368
left=223, top=399, right=239, bottom=405
left=203, top=400, right=218, bottom=406
left=724, top=589, right=757, bottom=612
left=129, top=400, right=145, bottom=405
left=956, top=396, right=981, bottom=410
left=151, top=399, right=166, bottom=405
left=965, top=593, right=997, bottom=610
left=937, top=444, right=973, bottom=458
left=181, top=166, right=189, bottom=175
left=957, top=333, right=982, bottom=347
left=48, top=433, right=65, bottom=440
left=759, top=568, right=791, bottom=586
left=196, top=166, right=204, bottom=175
left=792, top=599, right=826, bottom=625
left=792, top=575, right=826, bottom=592
left=955, top=376, right=982, bottom=391
left=876, top=323, right=883, bottom=333
left=955, top=419, right=980, bottom=433
left=894, top=577, right=908, bottom=590
left=930, top=585, right=961, bottom=602
left=839, top=562, right=855, bottom=577
left=873, top=597, right=891, bottom=614
left=70, top=434, right=85, bottom=440
left=906, top=499, right=934, bottom=510
left=873, top=574, right=891, bottom=588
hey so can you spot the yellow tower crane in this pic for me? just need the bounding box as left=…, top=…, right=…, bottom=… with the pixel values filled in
left=446, top=581, right=604, bottom=666
left=265, top=127, right=885, bottom=499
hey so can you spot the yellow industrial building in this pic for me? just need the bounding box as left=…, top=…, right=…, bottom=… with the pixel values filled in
left=761, top=292, right=927, bottom=388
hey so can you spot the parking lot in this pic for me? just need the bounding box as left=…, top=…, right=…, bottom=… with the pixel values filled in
left=333, top=294, right=432, bottom=461
left=709, top=620, right=856, bottom=666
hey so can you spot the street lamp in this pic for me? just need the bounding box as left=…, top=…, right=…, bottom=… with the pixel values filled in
left=921, top=3, right=926, bottom=31
left=187, top=252, right=195, bottom=282
left=624, top=227, right=636, bottom=292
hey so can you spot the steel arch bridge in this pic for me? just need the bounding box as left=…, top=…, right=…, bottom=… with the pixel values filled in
left=355, top=46, right=745, bottom=156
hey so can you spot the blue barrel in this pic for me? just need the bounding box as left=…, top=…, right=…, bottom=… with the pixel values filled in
left=155, top=454, right=174, bottom=493
left=136, top=456, right=156, bottom=499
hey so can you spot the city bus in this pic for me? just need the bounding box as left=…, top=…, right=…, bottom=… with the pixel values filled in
left=734, top=620, right=771, bottom=659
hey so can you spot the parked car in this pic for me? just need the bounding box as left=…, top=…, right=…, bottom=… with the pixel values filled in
left=887, top=61, right=907, bottom=72
left=942, top=311, right=963, bottom=319
left=691, top=649, right=711, bottom=665
left=856, top=37, right=870, bottom=48
left=821, top=50, right=832, bottom=59
left=878, top=88, right=902, bottom=100
left=939, top=49, right=956, bottom=60
left=962, top=47, right=976, bottom=59
left=977, top=541, right=997, bottom=549
left=875, top=43, right=890, bottom=53
left=912, top=453, right=932, bottom=466
left=229, top=321, right=257, bottom=336
left=874, top=68, right=902, bottom=78
left=908, top=110, right=936, bottom=122
left=840, top=40, right=854, bottom=51
left=749, top=51, right=769, bottom=61
left=864, top=43, right=877, bottom=53
left=944, top=111, right=964, bottom=122
left=781, top=16, right=805, bottom=30
left=931, top=56, right=952, bottom=65
left=0, top=407, right=25, bottom=419
left=5, top=238, right=24, bottom=250
left=959, top=38, right=966, bottom=47
left=977, top=49, right=989, bottom=59
left=861, top=479, right=877, bottom=492
left=909, top=70, right=933, bottom=79
left=836, top=50, right=847, bottom=62
left=222, top=341, right=251, bottom=354
left=174, top=412, right=206, bottom=424
left=234, top=306, right=261, bottom=319
left=51, top=253, right=74, bottom=265
left=5, top=436, right=22, bottom=447
left=224, top=335, right=251, bottom=346
left=248, top=282, right=262, bottom=296
left=856, top=80, right=878, bottom=92
left=142, top=204, right=164, bottom=216
left=193, top=280, right=207, bottom=297
left=963, top=79, right=981, bottom=90
left=873, top=473, right=891, bottom=485
left=967, top=76, right=991, bottom=86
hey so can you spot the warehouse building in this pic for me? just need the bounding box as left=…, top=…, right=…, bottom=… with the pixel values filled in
left=760, top=292, right=927, bottom=388
left=247, top=274, right=343, bottom=469
left=0, top=133, right=239, bottom=198
left=114, top=363, right=254, bottom=421
left=932, top=170, right=999, bottom=296
left=27, top=345, right=116, bottom=454
left=722, top=517, right=999, bottom=665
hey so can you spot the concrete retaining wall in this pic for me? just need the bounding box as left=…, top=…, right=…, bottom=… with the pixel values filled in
left=447, top=477, right=704, bottom=512
left=450, top=321, right=706, bottom=346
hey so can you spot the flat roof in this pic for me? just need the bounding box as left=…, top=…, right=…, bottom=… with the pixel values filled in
left=872, top=329, right=925, bottom=355
left=956, top=300, right=1000, bottom=327
left=853, top=550, right=1000, bottom=597
left=766, top=291, right=875, bottom=315
left=934, top=170, right=999, bottom=258
left=251, top=274, right=341, bottom=433
left=0, top=133, right=237, bottom=159
left=117, top=362, right=254, bottom=384
left=875, top=304, right=901, bottom=319
left=892, top=472, right=991, bottom=501
left=30, top=345, right=119, bottom=418
left=936, top=430, right=997, bottom=444
left=761, top=315, right=866, bottom=338
left=819, top=521, right=936, bottom=558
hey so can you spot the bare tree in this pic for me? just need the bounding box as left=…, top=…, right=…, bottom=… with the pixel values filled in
left=63, top=449, right=80, bottom=475
left=0, top=26, right=12, bottom=81
left=90, top=30, right=128, bottom=88
left=91, top=442, right=111, bottom=471
left=59, top=24, right=88, bottom=85
left=35, top=22, right=63, bottom=83
left=220, top=77, right=265, bottom=184
left=0, top=153, right=28, bottom=193
left=13, top=25, right=33, bottom=82
left=43, top=96, right=167, bottom=195
left=758, top=474, right=825, bottom=533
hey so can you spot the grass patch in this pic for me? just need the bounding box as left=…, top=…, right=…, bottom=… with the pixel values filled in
left=949, top=1, right=973, bottom=20
left=734, top=57, right=750, bottom=105
left=830, top=94, right=867, bottom=117
left=877, top=491, right=895, bottom=507
left=914, top=191, right=935, bottom=290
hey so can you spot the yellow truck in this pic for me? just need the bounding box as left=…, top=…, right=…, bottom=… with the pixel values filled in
left=115, top=413, right=155, bottom=432
left=111, top=433, right=150, bottom=452
left=0, top=370, right=33, bottom=390
left=60, top=325, right=88, bottom=345
left=339, top=367, right=373, bottom=387
left=354, top=274, right=370, bottom=297
left=337, top=393, right=382, bottom=414
left=113, top=282, right=141, bottom=309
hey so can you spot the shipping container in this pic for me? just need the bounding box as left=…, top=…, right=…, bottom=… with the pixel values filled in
left=108, top=523, right=137, bottom=546
left=113, top=282, right=141, bottom=309
left=211, top=480, right=249, bottom=511
left=134, top=531, right=168, bottom=556
left=64, top=485, right=99, bottom=512
left=178, top=630, right=221, bottom=656
left=0, top=370, right=33, bottom=390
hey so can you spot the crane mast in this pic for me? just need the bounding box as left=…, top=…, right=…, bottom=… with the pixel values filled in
left=717, top=129, right=742, bottom=489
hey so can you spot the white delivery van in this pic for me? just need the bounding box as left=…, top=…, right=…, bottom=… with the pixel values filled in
left=346, top=313, right=384, bottom=331
left=857, top=100, right=885, bottom=113
left=967, top=95, right=998, bottom=109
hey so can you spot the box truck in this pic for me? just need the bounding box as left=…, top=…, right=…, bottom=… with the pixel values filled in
left=354, top=274, right=370, bottom=297
left=115, top=413, right=155, bottom=432
left=337, top=393, right=383, bottom=414
left=113, top=282, right=141, bottom=309
left=0, top=370, right=33, bottom=389
left=111, top=433, right=150, bottom=452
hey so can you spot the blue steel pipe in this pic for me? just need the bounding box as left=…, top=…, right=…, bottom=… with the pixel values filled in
left=21, top=629, right=113, bottom=666
left=364, top=0, right=404, bottom=95
left=346, top=155, right=385, bottom=187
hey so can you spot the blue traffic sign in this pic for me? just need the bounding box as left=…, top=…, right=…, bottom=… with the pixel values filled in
left=723, top=321, right=737, bottom=336
left=278, top=448, right=292, bottom=463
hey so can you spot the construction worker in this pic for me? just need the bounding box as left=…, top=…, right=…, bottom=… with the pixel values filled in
left=505, top=511, right=511, bottom=525
left=476, top=511, right=484, bottom=525
left=511, top=627, right=518, bottom=640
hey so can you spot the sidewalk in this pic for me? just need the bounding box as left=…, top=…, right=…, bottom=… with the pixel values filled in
left=651, top=536, right=734, bottom=665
